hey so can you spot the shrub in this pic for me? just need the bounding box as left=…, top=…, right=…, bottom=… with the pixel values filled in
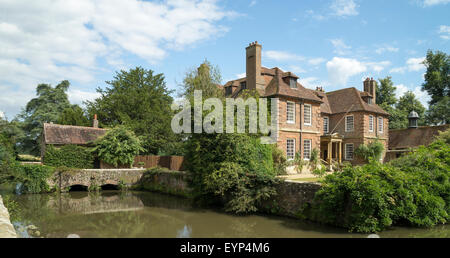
left=303, top=133, right=449, bottom=233
left=354, top=139, right=384, bottom=162
left=185, top=133, right=279, bottom=213
left=12, top=164, right=55, bottom=194
left=44, top=145, right=94, bottom=169
left=92, top=126, right=144, bottom=168
left=272, top=146, right=288, bottom=175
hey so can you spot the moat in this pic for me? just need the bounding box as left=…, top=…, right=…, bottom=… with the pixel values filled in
left=2, top=190, right=449, bottom=238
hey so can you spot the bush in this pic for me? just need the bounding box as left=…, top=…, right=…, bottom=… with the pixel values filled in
left=303, top=133, right=449, bottom=233
left=92, top=126, right=144, bottom=168
left=354, top=139, right=384, bottom=162
left=185, top=133, right=279, bottom=214
left=12, top=164, right=55, bottom=194
left=272, top=146, right=288, bottom=175
left=44, top=145, right=93, bottom=169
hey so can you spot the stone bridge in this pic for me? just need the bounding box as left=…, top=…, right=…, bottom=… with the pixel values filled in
left=49, top=169, right=146, bottom=192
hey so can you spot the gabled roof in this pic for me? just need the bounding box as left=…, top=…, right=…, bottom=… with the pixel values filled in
left=389, top=125, right=449, bottom=150
left=226, top=67, right=322, bottom=103
left=326, top=87, right=389, bottom=116
left=43, top=123, right=107, bottom=145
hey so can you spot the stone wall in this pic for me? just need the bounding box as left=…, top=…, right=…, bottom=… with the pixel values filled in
left=49, top=168, right=146, bottom=191
left=0, top=195, right=17, bottom=238
left=135, top=170, right=192, bottom=198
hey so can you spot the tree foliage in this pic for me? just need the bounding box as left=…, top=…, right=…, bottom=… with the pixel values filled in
left=44, top=145, right=94, bottom=169
left=303, top=130, right=450, bottom=233
left=377, top=76, right=397, bottom=107
left=180, top=60, right=224, bottom=100
left=17, top=81, right=71, bottom=155
left=85, top=67, right=181, bottom=155
left=395, top=91, right=426, bottom=127
left=422, top=50, right=449, bottom=106
left=57, top=104, right=90, bottom=126
left=92, top=126, right=144, bottom=168
left=355, top=139, right=385, bottom=162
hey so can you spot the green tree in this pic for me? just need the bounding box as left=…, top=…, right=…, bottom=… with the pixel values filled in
left=92, top=126, right=144, bottom=168
left=425, top=96, right=450, bottom=125
left=85, top=67, right=181, bottom=155
left=395, top=91, right=426, bottom=128
left=422, top=50, right=449, bottom=105
left=17, top=81, right=71, bottom=155
left=57, top=104, right=90, bottom=126
left=180, top=60, right=224, bottom=100
left=377, top=76, right=397, bottom=106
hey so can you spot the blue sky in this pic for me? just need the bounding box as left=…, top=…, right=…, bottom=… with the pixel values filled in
left=0, top=0, right=449, bottom=119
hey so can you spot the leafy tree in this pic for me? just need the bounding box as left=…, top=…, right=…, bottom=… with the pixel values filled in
left=376, top=76, right=397, bottom=106
left=85, top=67, right=181, bottom=155
left=395, top=91, right=426, bottom=127
left=425, top=96, right=450, bottom=125
left=355, top=139, right=385, bottom=162
left=180, top=60, right=224, bottom=100
left=57, top=104, right=90, bottom=126
left=422, top=50, right=449, bottom=105
left=17, top=81, right=71, bottom=155
left=92, top=126, right=144, bottom=168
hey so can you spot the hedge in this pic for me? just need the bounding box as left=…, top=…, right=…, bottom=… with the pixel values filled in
left=44, top=145, right=94, bottom=169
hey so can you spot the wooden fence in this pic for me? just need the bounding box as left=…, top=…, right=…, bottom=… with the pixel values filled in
left=133, top=155, right=185, bottom=171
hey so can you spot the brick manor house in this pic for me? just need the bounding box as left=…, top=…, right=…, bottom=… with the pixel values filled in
left=223, top=42, right=390, bottom=166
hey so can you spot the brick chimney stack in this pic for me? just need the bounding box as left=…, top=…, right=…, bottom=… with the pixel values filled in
left=363, top=77, right=377, bottom=103
left=246, top=41, right=265, bottom=91
left=93, top=114, right=98, bottom=128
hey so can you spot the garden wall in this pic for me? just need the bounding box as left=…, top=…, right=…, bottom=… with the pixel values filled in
left=100, top=156, right=185, bottom=171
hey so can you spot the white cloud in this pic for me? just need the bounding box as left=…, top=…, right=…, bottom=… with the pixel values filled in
left=330, top=0, right=359, bottom=17
left=438, top=25, right=450, bottom=40
left=289, top=65, right=307, bottom=74
left=366, top=61, right=391, bottom=73
left=308, top=58, right=326, bottom=66
left=390, top=57, right=425, bottom=73
left=68, top=89, right=101, bottom=106
left=0, top=110, right=5, bottom=120
left=0, top=0, right=235, bottom=117
left=263, top=50, right=305, bottom=62
left=326, top=57, right=367, bottom=86
left=236, top=73, right=246, bottom=78
left=395, top=84, right=431, bottom=108
left=249, top=0, right=257, bottom=7
left=375, top=46, right=399, bottom=54
left=330, top=39, right=351, bottom=55
left=422, top=0, right=450, bottom=6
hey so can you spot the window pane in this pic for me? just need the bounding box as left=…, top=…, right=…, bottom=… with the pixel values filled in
left=290, top=78, right=297, bottom=88
left=346, top=116, right=354, bottom=132
left=287, top=102, right=295, bottom=123
left=303, top=140, right=311, bottom=160
left=287, top=139, right=295, bottom=160
left=304, top=105, right=311, bottom=125
left=323, top=117, right=329, bottom=133
left=369, top=116, right=373, bottom=132
left=345, top=144, right=354, bottom=160
left=378, top=117, right=383, bottom=132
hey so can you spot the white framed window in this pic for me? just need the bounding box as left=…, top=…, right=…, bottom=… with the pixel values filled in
left=286, top=101, right=295, bottom=124
left=323, top=117, right=329, bottom=133
left=378, top=117, right=383, bottom=133
left=345, top=143, right=354, bottom=160
left=345, top=115, right=354, bottom=132
left=286, top=139, right=295, bottom=160
left=303, top=139, right=311, bottom=160
left=369, top=115, right=374, bottom=132
left=304, top=104, right=312, bottom=126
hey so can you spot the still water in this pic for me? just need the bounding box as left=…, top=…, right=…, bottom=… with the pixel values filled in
left=3, top=190, right=450, bottom=238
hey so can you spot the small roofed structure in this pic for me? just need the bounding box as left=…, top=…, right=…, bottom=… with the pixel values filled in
left=385, top=111, right=449, bottom=162
left=41, top=115, right=107, bottom=161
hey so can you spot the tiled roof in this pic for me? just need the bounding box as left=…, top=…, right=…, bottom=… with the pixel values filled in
left=388, top=125, right=449, bottom=150
left=326, top=87, right=389, bottom=115
left=43, top=123, right=107, bottom=145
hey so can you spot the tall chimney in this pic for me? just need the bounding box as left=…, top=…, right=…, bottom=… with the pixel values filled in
left=246, top=41, right=265, bottom=91
left=93, top=114, right=98, bottom=128
left=363, top=77, right=376, bottom=103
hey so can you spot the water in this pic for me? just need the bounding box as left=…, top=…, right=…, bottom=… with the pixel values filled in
left=3, top=190, right=450, bottom=238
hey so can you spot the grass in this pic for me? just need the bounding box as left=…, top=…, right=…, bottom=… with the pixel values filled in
left=17, top=154, right=41, bottom=162
left=291, top=177, right=323, bottom=183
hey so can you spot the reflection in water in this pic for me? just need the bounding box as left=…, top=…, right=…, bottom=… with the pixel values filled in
left=3, top=190, right=450, bottom=238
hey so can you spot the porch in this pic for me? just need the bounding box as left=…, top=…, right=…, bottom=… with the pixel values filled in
left=320, top=133, right=344, bottom=170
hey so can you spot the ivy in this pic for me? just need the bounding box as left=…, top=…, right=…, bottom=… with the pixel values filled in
left=44, top=145, right=94, bottom=169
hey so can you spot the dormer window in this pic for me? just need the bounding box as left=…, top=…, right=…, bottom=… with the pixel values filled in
left=367, top=97, right=372, bottom=104
left=225, top=86, right=233, bottom=96
left=240, top=81, right=247, bottom=90
left=289, top=78, right=297, bottom=88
